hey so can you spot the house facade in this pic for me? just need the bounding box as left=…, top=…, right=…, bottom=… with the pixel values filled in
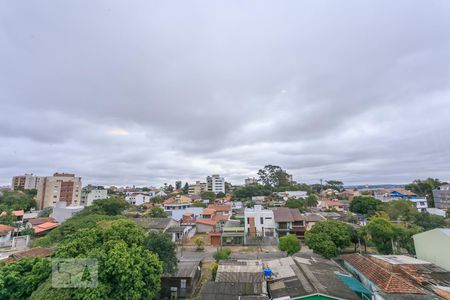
left=433, top=184, right=450, bottom=210
left=244, top=205, right=275, bottom=238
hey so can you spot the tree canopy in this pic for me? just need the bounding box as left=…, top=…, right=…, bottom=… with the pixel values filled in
left=257, top=165, right=291, bottom=187
left=305, top=221, right=351, bottom=258
left=349, top=196, right=381, bottom=215
left=278, top=234, right=301, bottom=255
left=148, top=207, right=168, bottom=218
left=145, top=231, right=177, bottom=274
left=406, top=178, right=446, bottom=207
left=0, top=191, right=37, bottom=211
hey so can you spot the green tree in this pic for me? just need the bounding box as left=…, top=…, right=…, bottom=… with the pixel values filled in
left=278, top=234, right=301, bottom=255
left=412, top=212, right=445, bottom=231
left=349, top=196, right=382, bottom=215
left=406, top=178, right=445, bottom=207
left=201, top=191, right=216, bottom=201
left=53, top=219, right=163, bottom=299
left=233, top=185, right=272, bottom=199
left=182, top=182, right=189, bottom=194
left=145, top=232, right=177, bottom=274
left=325, top=180, right=344, bottom=192
left=213, top=248, right=231, bottom=261
left=285, top=198, right=304, bottom=209
left=367, top=216, right=395, bottom=254
left=304, top=194, right=318, bottom=208
left=84, top=196, right=129, bottom=216
left=0, top=191, right=37, bottom=211
left=0, top=257, right=51, bottom=300
left=305, top=232, right=338, bottom=259
left=380, top=199, right=417, bottom=222
left=216, top=192, right=226, bottom=198
left=38, top=207, right=52, bottom=217
left=175, top=181, right=182, bottom=190
left=194, top=238, right=204, bottom=251
left=307, top=221, right=351, bottom=249
left=0, top=212, right=16, bottom=226
left=148, top=207, right=168, bottom=218
left=257, top=165, right=290, bottom=187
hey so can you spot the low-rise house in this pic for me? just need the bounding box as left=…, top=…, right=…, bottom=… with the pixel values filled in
left=0, top=210, right=24, bottom=222
left=166, top=207, right=203, bottom=222
left=196, top=208, right=230, bottom=234
left=303, top=213, right=326, bottom=230
left=374, top=189, right=428, bottom=212
left=341, top=253, right=441, bottom=299
left=161, top=260, right=202, bottom=299
left=25, top=217, right=56, bottom=229
left=125, top=192, right=153, bottom=206
left=425, top=208, right=447, bottom=217
left=163, top=195, right=193, bottom=211
left=267, top=254, right=364, bottom=300
left=33, top=222, right=59, bottom=235
left=276, top=191, right=307, bottom=200
left=220, top=220, right=245, bottom=246
left=244, top=205, right=275, bottom=238
left=319, top=199, right=344, bottom=211
left=51, top=201, right=84, bottom=223
left=200, top=260, right=269, bottom=299
left=413, top=228, right=450, bottom=271
left=273, top=207, right=305, bottom=238
left=0, top=224, right=16, bottom=247
left=7, top=247, right=54, bottom=262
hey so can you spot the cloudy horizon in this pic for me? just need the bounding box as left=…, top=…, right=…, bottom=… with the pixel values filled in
left=1, top=1, right=450, bottom=187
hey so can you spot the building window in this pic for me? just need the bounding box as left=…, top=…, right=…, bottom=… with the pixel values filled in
left=180, top=279, right=187, bottom=289
left=260, top=217, right=264, bottom=224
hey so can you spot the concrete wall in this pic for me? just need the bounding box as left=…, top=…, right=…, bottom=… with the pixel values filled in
left=413, top=229, right=450, bottom=271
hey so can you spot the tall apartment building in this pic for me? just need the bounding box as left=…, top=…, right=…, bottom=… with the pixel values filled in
left=81, top=185, right=108, bottom=206
left=206, top=174, right=225, bottom=194
left=188, top=181, right=207, bottom=195
left=36, top=173, right=82, bottom=209
left=433, top=184, right=450, bottom=210
left=244, top=177, right=258, bottom=186
left=11, top=174, right=40, bottom=190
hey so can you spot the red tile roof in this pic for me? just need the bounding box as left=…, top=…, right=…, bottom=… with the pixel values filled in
left=342, top=254, right=425, bottom=294
left=33, top=222, right=59, bottom=234
left=202, top=208, right=216, bottom=215
left=207, top=205, right=231, bottom=212
left=28, top=217, right=55, bottom=226
left=0, top=224, right=15, bottom=236
left=162, top=199, right=175, bottom=205
left=196, top=219, right=217, bottom=226
left=12, top=210, right=24, bottom=217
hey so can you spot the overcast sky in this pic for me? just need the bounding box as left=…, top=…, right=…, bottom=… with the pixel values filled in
left=1, top=1, right=450, bottom=187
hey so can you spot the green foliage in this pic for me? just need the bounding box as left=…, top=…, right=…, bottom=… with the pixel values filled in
left=367, top=216, right=395, bottom=254
left=182, top=182, right=189, bottom=194
left=349, top=196, right=382, bottom=215
left=278, top=234, right=301, bottom=255
left=412, top=212, right=446, bottom=231
left=194, top=238, right=204, bottom=251
left=305, top=221, right=351, bottom=258
left=285, top=198, right=304, bottom=209
left=38, top=207, right=52, bottom=218
left=201, top=191, right=216, bottom=201
left=257, top=165, right=290, bottom=187
left=30, top=280, right=72, bottom=300
left=52, top=219, right=163, bottom=299
left=191, top=202, right=207, bottom=208
left=305, top=232, right=338, bottom=259
left=81, top=196, right=129, bottom=216
left=0, top=191, right=37, bottom=211
left=211, top=262, right=218, bottom=281
left=20, top=228, right=36, bottom=237
left=406, top=178, right=445, bottom=207
left=304, top=194, right=318, bottom=208
left=213, top=248, right=231, bottom=261
left=380, top=199, right=417, bottom=222
left=0, top=212, right=16, bottom=226
left=307, top=221, right=351, bottom=249
left=148, top=207, right=168, bottom=218
left=0, top=257, right=51, bottom=300
left=216, top=192, right=226, bottom=198
left=145, top=231, right=177, bottom=274
left=325, top=180, right=344, bottom=192
left=233, top=184, right=273, bottom=199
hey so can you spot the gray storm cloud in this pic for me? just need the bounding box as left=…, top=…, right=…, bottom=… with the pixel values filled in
left=1, top=0, right=450, bottom=186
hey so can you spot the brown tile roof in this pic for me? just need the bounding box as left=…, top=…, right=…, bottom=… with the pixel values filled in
left=28, top=217, right=55, bottom=226
left=196, top=219, right=216, bottom=226
left=202, top=208, right=216, bottom=215
left=304, top=213, right=326, bottom=222
left=342, top=254, right=425, bottom=294
left=208, top=205, right=231, bottom=212
left=10, top=247, right=54, bottom=260
left=0, top=224, right=15, bottom=236
left=273, top=207, right=303, bottom=223
left=33, top=222, right=59, bottom=234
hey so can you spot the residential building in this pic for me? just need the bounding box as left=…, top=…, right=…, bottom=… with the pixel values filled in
left=125, top=192, right=153, bottom=206
left=163, top=195, right=193, bottom=211
left=319, top=199, right=345, bottom=211
left=11, top=174, right=41, bottom=190
left=33, top=222, right=59, bottom=235
left=6, top=247, right=54, bottom=262
left=188, top=181, right=207, bottom=195
left=273, top=207, right=305, bottom=238
left=268, top=254, right=364, bottom=300
left=374, top=189, right=428, bottom=212
left=206, top=174, right=225, bottom=194
left=341, top=253, right=442, bottom=299
left=81, top=185, right=108, bottom=206
left=244, top=177, right=258, bottom=186
left=201, top=260, right=269, bottom=300
left=433, top=184, right=450, bottom=210
left=196, top=207, right=230, bottom=233
left=36, top=173, right=82, bottom=209
left=276, top=190, right=307, bottom=200
left=165, top=207, right=203, bottom=222
left=161, top=260, right=202, bottom=299
left=244, top=205, right=275, bottom=238
left=413, top=228, right=450, bottom=271
left=0, top=224, right=15, bottom=247
left=51, top=201, right=84, bottom=223
left=425, top=207, right=447, bottom=217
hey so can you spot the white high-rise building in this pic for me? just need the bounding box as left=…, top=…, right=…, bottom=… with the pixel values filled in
left=206, top=174, right=225, bottom=194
